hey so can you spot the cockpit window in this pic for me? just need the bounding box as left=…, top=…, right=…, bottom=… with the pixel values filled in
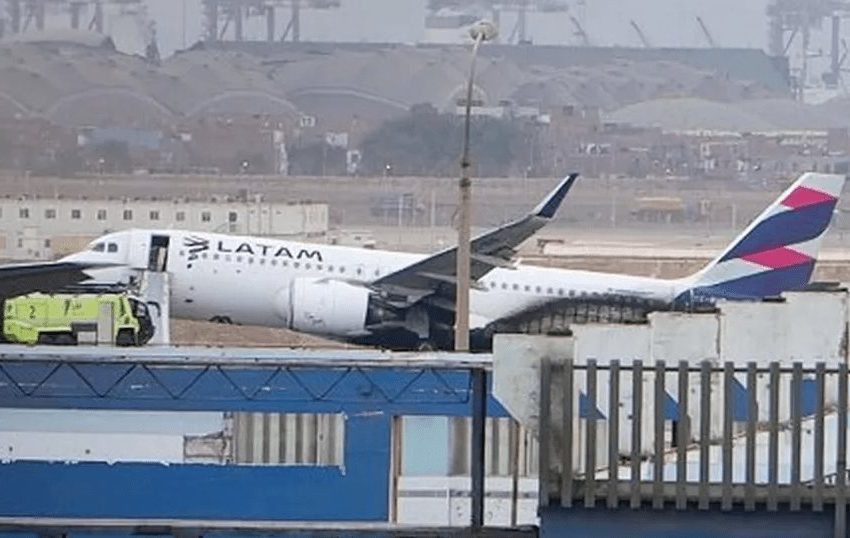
left=91, top=243, right=105, bottom=252
left=107, top=243, right=118, bottom=253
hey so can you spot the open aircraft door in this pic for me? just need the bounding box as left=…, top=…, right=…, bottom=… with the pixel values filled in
left=147, top=235, right=170, bottom=272
left=126, top=231, right=170, bottom=273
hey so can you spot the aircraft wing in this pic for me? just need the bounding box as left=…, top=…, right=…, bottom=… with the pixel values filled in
left=0, top=260, right=115, bottom=298
left=370, top=173, right=578, bottom=301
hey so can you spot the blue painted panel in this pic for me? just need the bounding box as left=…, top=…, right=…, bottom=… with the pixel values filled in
left=0, top=414, right=391, bottom=521
left=0, top=362, right=503, bottom=521
left=664, top=391, right=679, bottom=421
left=0, top=363, right=508, bottom=417
left=578, top=392, right=605, bottom=420
left=540, top=506, right=834, bottom=538
left=784, top=377, right=818, bottom=417
left=732, top=377, right=752, bottom=421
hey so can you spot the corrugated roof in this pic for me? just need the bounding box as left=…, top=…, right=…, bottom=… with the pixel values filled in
left=0, top=38, right=792, bottom=130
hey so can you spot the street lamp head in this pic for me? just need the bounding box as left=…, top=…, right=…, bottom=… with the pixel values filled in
left=469, top=20, right=498, bottom=42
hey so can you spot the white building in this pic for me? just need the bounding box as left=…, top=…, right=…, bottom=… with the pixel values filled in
left=0, top=195, right=329, bottom=260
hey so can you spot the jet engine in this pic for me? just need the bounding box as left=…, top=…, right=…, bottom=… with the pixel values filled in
left=286, top=277, right=402, bottom=338
left=288, top=278, right=370, bottom=336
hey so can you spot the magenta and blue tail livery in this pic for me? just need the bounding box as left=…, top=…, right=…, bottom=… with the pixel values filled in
left=679, top=172, right=845, bottom=304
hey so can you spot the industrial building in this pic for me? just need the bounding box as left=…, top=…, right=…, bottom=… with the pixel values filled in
left=0, top=194, right=328, bottom=260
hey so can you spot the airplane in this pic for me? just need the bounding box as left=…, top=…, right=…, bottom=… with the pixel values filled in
left=60, top=171, right=846, bottom=350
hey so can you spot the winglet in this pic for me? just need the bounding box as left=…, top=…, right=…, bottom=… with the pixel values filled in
left=532, top=172, right=579, bottom=219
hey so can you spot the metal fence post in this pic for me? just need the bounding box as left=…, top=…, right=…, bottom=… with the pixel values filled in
left=835, top=362, right=848, bottom=537
left=630, top=361, right=643, bottom=509
left=653, top=360, right=665, bottom=510
left=471, top=367, right=487, bottom=530
left=539, top=358, right=552, bottom=510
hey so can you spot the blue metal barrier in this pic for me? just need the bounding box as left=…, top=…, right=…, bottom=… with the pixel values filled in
left=0, top=349, right=506, bottom=523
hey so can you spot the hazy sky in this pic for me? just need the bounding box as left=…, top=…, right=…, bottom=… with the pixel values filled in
left=136, top=0, right=777, bottom=57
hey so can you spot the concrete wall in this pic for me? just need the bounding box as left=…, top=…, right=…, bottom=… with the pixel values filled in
left=494, top=288, right=850, bottom=471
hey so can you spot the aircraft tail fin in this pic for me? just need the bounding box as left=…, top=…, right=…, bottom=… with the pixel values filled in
left=681, top=172, right=845, bottom=302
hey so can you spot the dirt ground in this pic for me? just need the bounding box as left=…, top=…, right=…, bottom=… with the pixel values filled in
left=170, top=319, right=354, bottom=348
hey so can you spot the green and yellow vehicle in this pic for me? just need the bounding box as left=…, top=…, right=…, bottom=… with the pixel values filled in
left=1, top=292, right=155, bottom=346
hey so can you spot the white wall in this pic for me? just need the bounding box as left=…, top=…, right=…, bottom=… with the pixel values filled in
left=0, top=197, right=329, bottom=259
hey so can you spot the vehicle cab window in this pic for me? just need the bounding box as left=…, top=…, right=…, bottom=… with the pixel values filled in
left=107, top=243, right=118, bottom=253
left=91, top=243, right=105, bottom=252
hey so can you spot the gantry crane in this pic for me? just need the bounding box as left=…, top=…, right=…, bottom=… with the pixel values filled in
left=3, top=0, right=146, bottom=36
left=426, top=0, right=569, bottom=45
left=202, top=0, right=340, bottom=43
left=766, top=0, right=850, bottom=96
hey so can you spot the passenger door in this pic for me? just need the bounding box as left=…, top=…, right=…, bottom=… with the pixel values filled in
left=148, top=235, right=170, bottom=272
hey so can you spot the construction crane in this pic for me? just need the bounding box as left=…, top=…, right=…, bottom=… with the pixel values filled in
left=426, top=0, right=570, bottom=45
left=569, top=14, right=590, bottom=46
left=3, top=0, right=143, bottom=36
left=695, top=15, right=717, bottom=47
left=202, top=0, right=341, bottom=43
left=629, top=19, right=651, bottom=48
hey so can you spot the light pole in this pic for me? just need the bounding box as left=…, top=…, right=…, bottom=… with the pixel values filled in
left=455, top=19, right=497, bottom=353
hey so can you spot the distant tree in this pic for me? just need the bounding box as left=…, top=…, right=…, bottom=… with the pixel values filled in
left=358, top=110, right=523, bottom=177
left=50, top=148, right=85, bottom=176
left=288, top=142, right=347, bottom=176
left=92, top=141, right=132, bottom=173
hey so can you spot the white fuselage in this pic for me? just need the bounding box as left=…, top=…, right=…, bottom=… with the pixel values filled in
left=64, top=229, right=686, bottom=340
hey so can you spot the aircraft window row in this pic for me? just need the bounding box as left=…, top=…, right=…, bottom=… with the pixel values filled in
left=181, top=250, right=359, bottom=275
left=176, top=249, right=581, bottom=296
left=489, top=280, right=577, bottom=297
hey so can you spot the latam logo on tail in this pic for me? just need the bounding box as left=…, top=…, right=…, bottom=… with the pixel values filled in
left=680, top=173, right=843, bottom=305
